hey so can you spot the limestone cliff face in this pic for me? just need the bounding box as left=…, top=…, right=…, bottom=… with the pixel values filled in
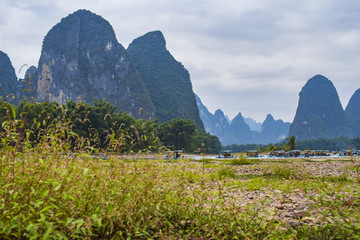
left=36, top=10, right=154, bottom=118
left=13, top=66, right=38, bottom=104
left=213, top=109, right=231, bottom=143
left=345, top=89, right=360, bottom=121
left=289, top=75, right=350, bottom=140
left=345, top=89, right=360, bottom=136
left=196, top=95, right=217, bottom=133
left=0, top=51, right=17, bottom=100
left=127, top=31, right=204, bottom=129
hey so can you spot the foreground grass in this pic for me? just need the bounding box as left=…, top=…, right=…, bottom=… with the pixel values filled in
left=1, top=151, right=360, bottom=239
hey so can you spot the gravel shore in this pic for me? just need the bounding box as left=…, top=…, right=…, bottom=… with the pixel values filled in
left=175, top=156, right=360, bottom=227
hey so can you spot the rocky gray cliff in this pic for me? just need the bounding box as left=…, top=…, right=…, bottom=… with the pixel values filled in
left=36, top=10, right=154, bottom=118
left=289, top=75, right=351, bottom=140
left=196, top=94, right=217, bottom=133
left=345, top=89, right=360, bottom=136
left=13, top=66, right=38, bottom=104
left=0, top=51, right=35, bottom=105
left=0, top=51, right=17, bottom=100
left=127, top=31, right=204, bottom=129
left=213, top=109, right=231, bottom=143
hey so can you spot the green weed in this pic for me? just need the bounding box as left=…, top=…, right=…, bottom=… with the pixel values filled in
left=262, top=164, right=300, bottom=179
left=229, top=157, right=260, bottom=165
left=217, top=167, right=237, bottom=179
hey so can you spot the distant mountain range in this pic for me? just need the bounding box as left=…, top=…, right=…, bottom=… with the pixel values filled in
left=196, top=95, right=290, bottom=145
left=1, top=10, right=360, bottom=145
left=198, top=74, right=360, bottom=144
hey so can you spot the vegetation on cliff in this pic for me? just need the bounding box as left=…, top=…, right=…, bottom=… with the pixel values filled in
left=289, top=75, right=351, bottom=140
left=127, top=31, right=204, bottom=130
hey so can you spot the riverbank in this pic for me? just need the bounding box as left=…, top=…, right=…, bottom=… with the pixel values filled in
left=1, top=152, right=359, bottom=239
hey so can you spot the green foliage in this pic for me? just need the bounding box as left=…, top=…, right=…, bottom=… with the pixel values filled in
left=0, top=99, right=217, bottom=153
left=230, top=157, right=259, bottom=165
left=5, top=98, right=360, bottom=238
left=0, top=138, right=360, bottom=238
left=194, top=130, right=221, bottom=154
left=271, top=165, right=298, bottom=179
left=296, top=136, right=359, bottom=151
left=158, top=118, right=196, bottom=151
left=217, top=167, right=237, bottom=179
left=286, top=136, right=296, bottom=150
left=224, top=136, right=360, bottom=153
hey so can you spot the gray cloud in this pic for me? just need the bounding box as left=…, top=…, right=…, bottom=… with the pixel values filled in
left=1, top=0, right=360, bottom=122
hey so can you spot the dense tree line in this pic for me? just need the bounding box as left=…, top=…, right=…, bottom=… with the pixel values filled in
left=223, top=136, right=360, bottom=153
left=223, top=136, right=296, bottom=153
left=0, top=98, right=221, bottom=154
left=296, top=136, right=360, bottom=151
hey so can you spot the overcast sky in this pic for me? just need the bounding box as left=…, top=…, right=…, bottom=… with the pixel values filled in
left=1, top=0, right=360, bottom=122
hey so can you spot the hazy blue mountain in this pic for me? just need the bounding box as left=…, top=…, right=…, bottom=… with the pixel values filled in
left=289, top=75, right=351, bottom=140
left=36, top=10, right=154, bottom=118
left=127, top=31, right=204, bottom=129
left=226, top=112, right=253, bottom=145
left=196, top=95, right=289, bottom=145
left=261, top=114, right=290, bottom=144
left=345, top=89, right=360, bottom=136
left=225, top=115, right=231, bottom=124
left=244, top=117, right=262, bottom=132
left=196, top=94, right=217, bottom=133
left=213, top=109, right=231, bottom=143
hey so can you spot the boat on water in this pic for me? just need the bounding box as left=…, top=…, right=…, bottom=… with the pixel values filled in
left=246, top=150, right=259, bottom=157
left=216, top=150, right=234, bottom=159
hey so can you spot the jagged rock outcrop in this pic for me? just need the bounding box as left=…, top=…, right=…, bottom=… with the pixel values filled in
left=36, top=10, right=154, bottom=118
left=261, top=114, right=290, bottom=144
left=289, top=75, right=351, bottom=140
left=213, top=109, right=231, bottom=143
left=0, top=51, right=17, bottom=100
left=196, top=95, right=217, bottom=133
left=0, top=52, right=38, bottom=105
left=13, top=66, right=38, bottom=104
left=345, top=89, right=360, bottom=136
left=127, top=31, right=204, bottom=129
